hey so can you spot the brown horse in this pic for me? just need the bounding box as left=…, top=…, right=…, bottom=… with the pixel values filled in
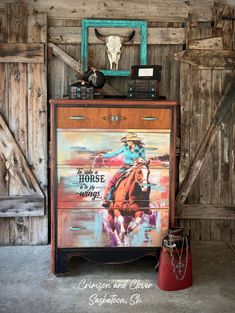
left=106, top=162, right=152, bottom=241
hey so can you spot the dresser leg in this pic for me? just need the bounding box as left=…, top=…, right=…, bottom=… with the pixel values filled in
left=55, top=249, right=69, bottom=275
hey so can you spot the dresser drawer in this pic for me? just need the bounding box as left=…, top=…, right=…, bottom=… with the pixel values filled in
left=57, top=208, right=169, bottom=248
left=57, top=166, right=170, bottom=210
left=57, top=107, right=171, bottom=129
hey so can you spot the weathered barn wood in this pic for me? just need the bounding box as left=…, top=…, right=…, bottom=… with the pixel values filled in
left=175, top=1, right=235, bottom=242
left=48, top=42, right=121, bottom=96
left=174, top=50, right=235, bottom=69
left=175, top=204, right=235, bottom=219
left=48, top=27, right=186, bottom=45
left=12, top=0, right=190, bottom=22
left=0, top=43, right=44, bottom=63
left=0, top=114, right=43, bottom=196
left=189, top=37, right=223, bottom=50
left=27, top=13, right=48, bottom=245
left=176, top=80, right=235, bottom=204
left=0, top=1, right=47, bottom=245
left=0, top=196, right=44, bottom=217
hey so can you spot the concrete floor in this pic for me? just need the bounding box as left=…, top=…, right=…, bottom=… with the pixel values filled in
left=0, top=242, right=234, bottom=313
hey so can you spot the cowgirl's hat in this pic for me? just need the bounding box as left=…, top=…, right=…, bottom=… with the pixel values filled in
left=121, top=132, right=144, bottom=143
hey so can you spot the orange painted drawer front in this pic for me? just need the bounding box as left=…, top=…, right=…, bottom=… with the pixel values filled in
left=57, top=208, right=169, bottom=248
left=57, top=107, right=171, bottom=129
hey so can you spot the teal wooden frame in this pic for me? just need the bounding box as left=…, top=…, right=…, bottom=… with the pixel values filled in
left=81, top=19, right=147, bottom=76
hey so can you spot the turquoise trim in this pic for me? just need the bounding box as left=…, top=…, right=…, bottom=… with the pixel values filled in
left=101, top=70, right=130, bottom=77
left=81, top=19, right=147, bottom=76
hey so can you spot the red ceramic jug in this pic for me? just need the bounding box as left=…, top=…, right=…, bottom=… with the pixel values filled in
left=157, top=227, right=193, bottom=291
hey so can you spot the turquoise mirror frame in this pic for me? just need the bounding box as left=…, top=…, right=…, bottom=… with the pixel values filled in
left=81, top=19, right=147, bottom=76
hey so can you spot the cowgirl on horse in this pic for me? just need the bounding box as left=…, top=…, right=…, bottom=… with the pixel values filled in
left=99, top=132, right=146, bottom=208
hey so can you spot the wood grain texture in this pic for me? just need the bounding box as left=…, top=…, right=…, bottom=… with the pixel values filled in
left=189, top=37, right=223, bottom=50
left=199, top=69, right=212, bottom=204
left=174, top=50, right=235, bottom=69
left=211, top=70, right=222, bottom=204
left=176, top=80, right=235, bottom=204
left=178, top=63, right=191, bottom=185
left=26, top=0, right=189, bottom=22
left=0, top=43, right=44, bottom=63
left=221, top=6, right=234, bottom=50
left=175, top=204, right=235, bottom=219
left=0, top=10, right=6, bottom=42
left=48, top=26, right=186, bottom=45
left=187, top=67, right=200, bottom=203
left=7, top=2, right=28, bottom=43
left=48, top=42, right=121, bottom=96
left=0, top=3, right=48, bottom=245
left=27, top=13, right=48, bottom=245
left=0, top=114, right=43, bottom=196
left=57, top=107, right=171, bottom=129
left=0, top=196, right=44, bottom=217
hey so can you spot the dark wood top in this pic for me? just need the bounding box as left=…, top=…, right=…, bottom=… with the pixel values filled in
left=49, top=98, right=177, bottom=107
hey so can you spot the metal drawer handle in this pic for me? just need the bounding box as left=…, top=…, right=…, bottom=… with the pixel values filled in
left=142, top=116, right=159, bottom=121
left=69, top=116, right=86, bottom=120
left=70, top=226, right=86, bottom=231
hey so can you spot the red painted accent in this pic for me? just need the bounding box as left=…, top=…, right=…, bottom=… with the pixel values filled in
left=158, top=245, right=193, bottom=291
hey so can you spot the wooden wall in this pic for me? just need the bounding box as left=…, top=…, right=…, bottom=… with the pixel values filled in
left=0, top=0, right=234, bottom=244
left=0, top=2, right=47, bottom=245
left=175, top=4, right=235, bottom=242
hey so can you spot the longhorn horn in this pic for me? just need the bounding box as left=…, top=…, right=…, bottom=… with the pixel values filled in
left=122, top=30, right=135, bottom=43
left=94, top=28, right=106, bottom=42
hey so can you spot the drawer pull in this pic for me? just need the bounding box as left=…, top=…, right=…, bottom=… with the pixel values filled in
left=102, top=114, right=127, bottom=123
left=69, top=116, right=86, bottom=120
left=70, top=226, right=86, bottom=231
left=142, top=116, right=159, bottom=121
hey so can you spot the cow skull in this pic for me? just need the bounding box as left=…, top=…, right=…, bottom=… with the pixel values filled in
left=95, top=28, right=135, bottom=70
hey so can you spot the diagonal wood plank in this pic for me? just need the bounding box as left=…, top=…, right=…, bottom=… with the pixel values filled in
left=0, top=113, right=43, bottom=196
left=48, top=42, right=121, bottom=96
left=176, top=79, right=235, bottom=204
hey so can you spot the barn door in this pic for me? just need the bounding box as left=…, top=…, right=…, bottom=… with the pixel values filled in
left=0, top=1, right=48, bottom=244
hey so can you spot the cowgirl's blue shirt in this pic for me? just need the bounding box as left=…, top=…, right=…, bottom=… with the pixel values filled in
left=103, top=145, right=146, bottom=167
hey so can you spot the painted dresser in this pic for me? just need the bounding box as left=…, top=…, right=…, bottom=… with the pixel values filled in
left=50, top=99, right=177, bottom=274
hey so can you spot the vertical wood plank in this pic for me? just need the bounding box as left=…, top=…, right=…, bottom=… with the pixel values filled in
left=0, top=10, right=7, bottom=43
left=170, top=45, right=183, bottom=102
left=7, top=2, right=28, bottom=43
left=190, top=219, right=200, bottom=241
left=27, top=13, right=48, bottom=245
left=6, top=1, right=29, bottom=244
left=54, top=44, right=65, bottom=98
left=222, top=6, right=233, bottom=50
left=0, top=10, right=10, bottom=245
left=200, top=219, right=211, bottom=241
left=232, top=72, right=235, bottom=205
left=221, top=220, right=231, bottom=242
left=179, top=62, right=191, bottom=186
left=199, top=69, right=212, bottom=204
left=220, top=70, right=232, bottom=204
left=211, top=220, right=221, bottom=241
left=231, top=220, right=235, bottom=242
left=187, top=67, right=201, bottom=203
left=211, top=69, right=222, bottom=204
left=63, top=44, right=77, bottom=96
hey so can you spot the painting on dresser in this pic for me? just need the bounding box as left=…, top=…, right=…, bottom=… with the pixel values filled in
left=57, top=130, right=171, bottom=247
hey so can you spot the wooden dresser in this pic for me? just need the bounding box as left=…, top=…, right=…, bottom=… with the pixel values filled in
left=50, top=99, right=177, bottom=274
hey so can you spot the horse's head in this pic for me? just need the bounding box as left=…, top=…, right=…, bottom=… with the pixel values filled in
left=134, top=162, right=150, bottom=192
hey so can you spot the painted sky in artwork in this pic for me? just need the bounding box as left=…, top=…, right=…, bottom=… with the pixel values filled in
left=57, top=130, right=170, bottom=167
